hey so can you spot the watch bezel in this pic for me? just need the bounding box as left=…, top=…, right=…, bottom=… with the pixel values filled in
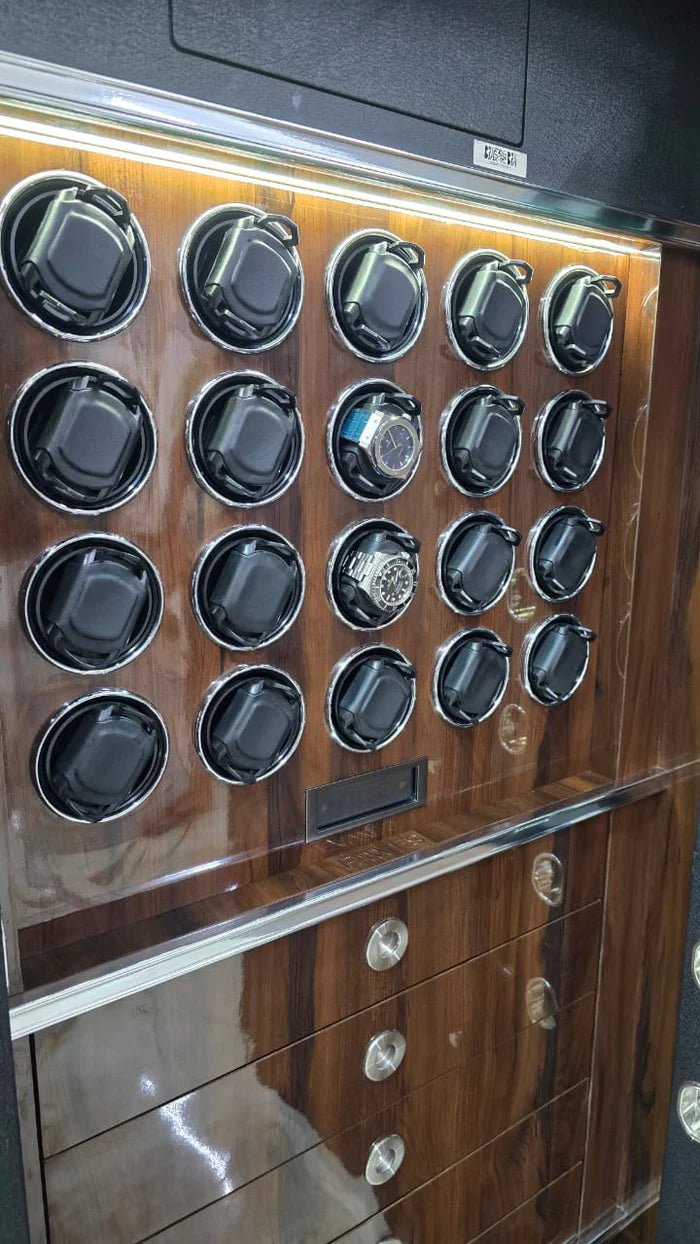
left=367, top=413, right=421, bottom=479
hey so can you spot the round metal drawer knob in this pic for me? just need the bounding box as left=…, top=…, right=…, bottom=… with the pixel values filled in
left=678, top=1083, right=700, bottom=1142
left=366, top=918, right=409, bottom=972
left=363, top=1029, right=407, bottom=1082
left=526, top=977, right=558, bottom=1029
left=532, top=853, right=564, bottom=907
left=365, top=1134, right=406, bottom=1186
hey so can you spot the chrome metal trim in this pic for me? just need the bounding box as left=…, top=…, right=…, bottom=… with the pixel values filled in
left=365, top=918, right=409, bottom=972
left=32, top=688, right=169, bottom=823
left=324, top=228, right=428, bottom=363
left=184, top=370, right=305, bottom=508
left=326, top=643, right=417, bottom=752
left=442, top=249, right=529, bottom=370
left=531, top=852, right=564, bottom=907
left=435, top=511, right=518, bottom=616
left=363, top=1029, right=407, bottom=1082
left=526, top=506, right=601, bottom=602
left=191, top=525, right=305, bottom=651
left=0, top=54, right=693, bottom=250
left=432, top=627, right=510, bottom=727
left=326, top=378, right=422, bottom=504
left=7, top=360, right=158, bottom=516
left=0, top=168, right=150, bottom=341
left=326, top=518, right=420, bottom=632
left=364, top=1134, right=405, bottom=1186
left=521, top=613, right=593, bottom=705
left=22, top=532, right=164, bottom=674
left=532, top=391, right=607, bottom=493
left=540, top=264, right=615, bottom=376
left=177, top=203, right=304, bottom=353
left=9, top=761, right=698, bottom=1039
left=194, top=664, right=306, bottom=784
left=439, top=385, right=523, bottom=498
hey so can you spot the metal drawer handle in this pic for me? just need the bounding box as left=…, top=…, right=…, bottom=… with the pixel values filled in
left=365, top=918, right=409, bottom=972
left=526, top=977, right=558, bottom=1029
left=363, top=1029, right=407, bottom=1082
left=365, top=1134, right=406, bottom=1185
left=678, top=1083, right=700, bottom=1142
left=531, top=852, right=564, bottom=907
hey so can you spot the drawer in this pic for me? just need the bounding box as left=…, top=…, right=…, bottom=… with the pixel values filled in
left=469, top=1166, right=583, bottom=1244
left=337, top=1088, right=587, bottom=1242
left=45, top=993, right=595, bottom=1244
left=36, top=815, right=607, bottom=1153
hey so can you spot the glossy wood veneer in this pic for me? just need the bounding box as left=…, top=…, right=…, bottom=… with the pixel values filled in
left=0, top=126, right=654, bottom=954
left=56, top=995, right=593, bottom=1244
left=35, top=817, right=606, bottom=1151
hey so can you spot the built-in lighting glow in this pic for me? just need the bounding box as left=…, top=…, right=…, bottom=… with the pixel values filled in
left=0, top=111, right=657, bottom=259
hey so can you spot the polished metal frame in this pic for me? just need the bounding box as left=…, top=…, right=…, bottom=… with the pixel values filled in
left=325, top=643, right=417, bottom=752
left=326, top=517, right=420, bottom=632
left=32, top=687, right=169, bottom=824
left=532, top=390, right=607, bottom=493
left=184, top=369, right=305, bottom=508
left=432, top=627, right=511, bottom=727
left=442, top=248, right=530, bottom=370
left=191, top=524, right=305, bottom=652
left=0, top=167, right=151, bottom=341
left=439, top=384, right=523, bottom=499
left=7, top=359, right=158, bottom=516
left=435, top=510, right=519, bottom=616
left=194, top=664, right=306, bottom=785
left=539, top=263, right=616, bottom=376
left=521, top=612, right=594, bottom=705
left=326, top=378, right=423, bottom=503
left=22, top=532, right=164, bottom=674
left=526, top=505, right=602, bottom=603
left=177, top=202, right=304, bottom=353
left=324, top=227, right=429, bottom=363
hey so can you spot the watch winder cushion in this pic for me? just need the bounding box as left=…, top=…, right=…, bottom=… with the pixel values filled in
left=443, top=640, right=505, bottom=719
left=544, top=401, right=604, bottom=485
left=205, top=392, right=293, bottom=488
left=202, top=218, right=296, bottom=332
left=457, top=263, right=525, bottom=358
left=446, top=524, right=512, bottom=607
left=45, top=557, right=149, bottom=656
left=22, top=191, right=133, bottom=319
left=342, top=246, right=420, bottom=346
left=208, top=546, right=296, bottom=637
left=51, top=711, right=156, bottom=810
left=339, top=662, right=411, bottom=744
left=555, top=278, right=612, bottom=365
left=35, top=385, right=141, bottom=492
left=211, top=683, right=297, bottom=772
left=452, top=395, right=518, bottom=486
left=536, top=517, right=597, bottom=596
left=530, top=624, right=588, bottom=702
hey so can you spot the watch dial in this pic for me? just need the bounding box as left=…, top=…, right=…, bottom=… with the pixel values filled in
left=372, top=556, right=416, bottom=609
left=375, top=420, right=418, bottom=477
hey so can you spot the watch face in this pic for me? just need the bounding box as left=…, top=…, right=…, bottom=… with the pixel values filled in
left=370, top=555, right=416, bottom=610
left=374, top=418, right=419, bottom=478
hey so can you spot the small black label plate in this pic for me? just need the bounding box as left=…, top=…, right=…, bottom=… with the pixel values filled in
left=305, top=757, right=428, bottom=842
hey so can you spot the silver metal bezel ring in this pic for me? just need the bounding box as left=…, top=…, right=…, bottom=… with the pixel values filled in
left=7, top=360, right=158, bottom=516
left=32, top=688, right=169, bottom=823
left=532, top=390, right=607, bottom=492
left=185, top=369, right=305, bottom=508
left=442, top=248, right=530, bottom=371
left=326, top=377, right=423, bottom=504
left=325, top=643, right=417, bottom=752
left=521, top=613, right=593, bottom=706
left=435, top=511, right=517, bottom=617
left=177, top=203, right=304, bottom=353
left=22, top=532, right=164, bottom=675
left=526, top=506, right=600, bottom=603
left=432, top=627, right=511, bottom=727
left=326, top=517, right=420, bottom=632
left=191, top=524, right=305, bottom=651
left=194, top=664, right=306, bottom=784
left=324, top=228, right=428, bottom=363
left=0, top=169, right=151, bottom=342
left=439, top=384, right=523, bottom=498
left=539, top=264, right=615, bottom=376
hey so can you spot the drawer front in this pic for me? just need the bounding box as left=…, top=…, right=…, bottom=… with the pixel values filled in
left=470, top=1166, right=583, bottom=1244
left=46, top=994, right=595, bottom=1244
left=36, top=816, right=607, bottom=1153
left=332, top=1086, right=587, bottom=1243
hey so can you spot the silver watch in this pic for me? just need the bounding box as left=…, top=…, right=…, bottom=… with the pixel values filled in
left=346, top=409, right=421, bottom=480
left=344, top=548, right=417, bottom=611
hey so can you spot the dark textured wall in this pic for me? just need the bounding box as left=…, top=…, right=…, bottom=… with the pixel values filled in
left=0, top=0, right=697, bottom=223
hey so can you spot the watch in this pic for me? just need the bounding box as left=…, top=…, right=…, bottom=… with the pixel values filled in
left=344, top=547, right=417, bottom=611
left=340, top=405, right=420, bottom=480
